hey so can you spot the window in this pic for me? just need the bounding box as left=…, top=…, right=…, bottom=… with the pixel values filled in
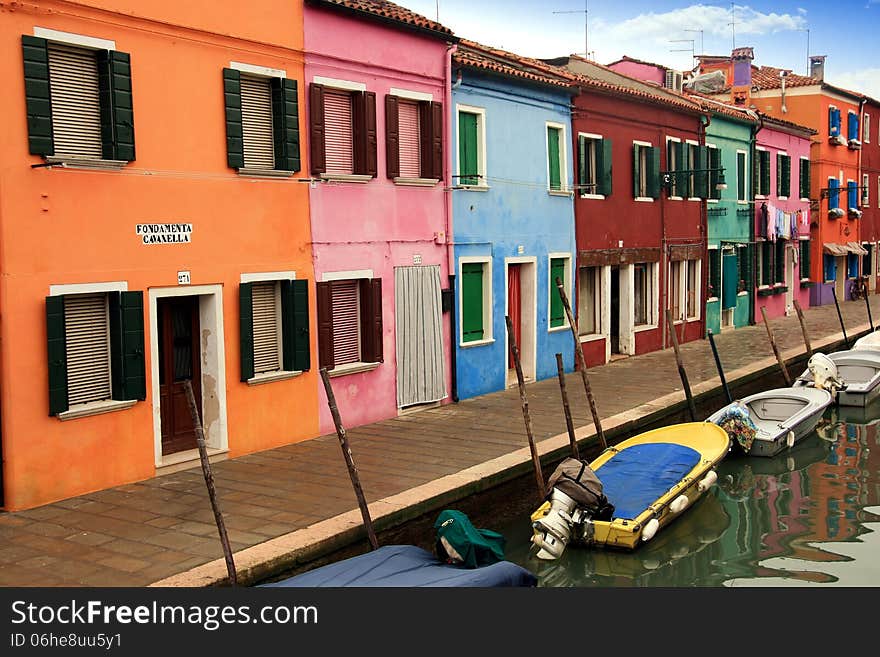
left=686, top=260, right=699, bottom=318
left=666, top=138, right=683, bottom=198
left=847, top=253, right=859, bottom=279
left=707, top=145, right=721, bottom=200
left=385, top=93, right=443, bottom=182
left=632, top=142, right=659, bottom=199
left=22, top=33, right=135, bottom=163
left=668, top=259, right=699, bottom=321
left=775, top=241, right=786, bottom=284
left=828, top=178, right=840, bottom=210
left=460, top=260, right=491, bottom=343
left=239, top=278, right=310, bottom=381
left=823, top=254, right=837, bottom=283
left=633, top=263, right=656, bottom=326
left=754, top=149, right=770, bottom=196
left=863, top=174, right=871, bottom=207
left=738, top=244, right=751, bottom=292
left=708, top=249, right=720, bottom=299
left=848, top=111, right=860, bottom=144
left=864, top=244, right=873, bottom=282
left=546, top=124, right=566, bottom=192
left=799, top=157, right=811, bottom=200
left=865, top=113, right=871, bottom=143
left=578, top=134, right=612, bottom=197
left=848, top=180, right=859, bottom=210
left=45, top=290, right=146, bottom=417
left=577, top=267, right=601, bottom=336
left=317, top=277, right=383, bottom=369
left=799, top=240, right=811, bottom=281
left=737, top=151, right=747, bottom=202
left=759, top=241, right=773, bottom=286
left=549, top=256, right=571, bottom=329
left=776, top=153, right=791, bottom=198
left=829, top=105, right=841, bottom=137
left=457, top=106, right=485, bottom=187
left=309, top=81, right=376, bottom=178
left=686, top=142, right=701, bottom=199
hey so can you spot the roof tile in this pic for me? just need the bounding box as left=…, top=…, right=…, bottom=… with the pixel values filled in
left=308, top=0, right=454, bottom=37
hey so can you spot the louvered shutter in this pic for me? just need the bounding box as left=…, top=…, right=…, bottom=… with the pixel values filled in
left=800, top=240, right=811, bottom=279
left=239, top=283, right=254, bottom=381
left=760, top=151, right=770, bottom=196
left=829, top=178, right=840, bottom=209
left=548, top=127, right=561, bottom=191
left=848, top=112, right=859, bottom=141
left=252, top=281, right=281, bottom=374
left=316, top=281, right=334, bottom=369
left=829, top=106, right=839, bottom=137
left=22, top=35, right=54, bottom=156
left=777, top=154, right=784, bottom=197
left=97, top=50, right=135, bottom=161
left=431, top=101, right=443, bottom=180
left=324, top=89, right=354, bottom=175
left=240, top=75, right=275, bottom=170
left=65, top=294, right=111, bottom=406
left=385, top=94, right=400, bottom=178
left=399, top=99, right=421, bottom=178
left=418, top=100, right=431, bottom=179
left=223, top=68, right=244, bottom=169
left=272, top=78, right=300, bottom=172
left=461, top=263, right=484, bottom=342
left=309, top=83, right=326, bottom=174
left=632, top=144, right=640, bottom=198
left=46, top=295, right=68, bottom=416
left=360, top=278, right=383, bottom=363
left=646, top=147, right=660, bottom=199
left=800, top=159, right=810, bottom=199
left=848, top=181, right=858, bottom=209
left=282, top=279, right=310, bottom=372
left=331, top=280, right=360, bottom=366
left=694, top=145, right=708, bottom=198
left=364, top=91, right=377, bottom=177
left=109, top=290, right=146, bottom=401
left=598, top=138, right=612, bottom=196
left=549, top=259, right=565, bottom=328
left=577, top=135, right=587, bottom=191
left=674, top=141, right=686, bottom=193
left=458, top=112, right=478, bottom=185
left=710, top=147, right=722, bottom=200
left=783, top=155, right=791, bottom=197
left=48, top=43, right=102, bottom=158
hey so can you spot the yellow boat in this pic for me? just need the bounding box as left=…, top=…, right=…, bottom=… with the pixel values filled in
left=530, top=422, right=731, bottom=558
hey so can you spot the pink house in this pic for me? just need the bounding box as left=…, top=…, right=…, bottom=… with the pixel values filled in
left=303, top=0, right=458, bottom=433
left=754, top=114, right=816, bottom=322
left=606, top=55, right=681, bottom=91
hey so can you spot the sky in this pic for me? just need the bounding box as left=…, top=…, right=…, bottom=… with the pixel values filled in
left=393, top=1, right=880, bottom=98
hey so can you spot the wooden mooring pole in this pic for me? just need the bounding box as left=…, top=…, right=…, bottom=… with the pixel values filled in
left=184, top=380, right=237, bottom=586
left=792, top=299, right=812, bottom=357
left=865, top=287, right=874, bottom=332
left=760, top=306, right=792, bottom=386
left=665, top=309, right=697, bottom=421
left=555, top=277, right=607, bottom=450
left=707, top=330, right=732, bottom=404
left=506, top=315, right=546, bottom=501
left=319, top=368, right=379, bottom=551
left=555, top=352, right=579, bottom=460
left=831, top=287, right=850, bottom=349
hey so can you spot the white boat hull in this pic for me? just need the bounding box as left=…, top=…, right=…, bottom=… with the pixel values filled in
left=793, top=350, right=880, bottom=408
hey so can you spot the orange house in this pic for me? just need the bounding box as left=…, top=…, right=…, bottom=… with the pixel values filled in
left=699, top=52, right=865, bottom=306
left=0, top=0, right=317, bottom=510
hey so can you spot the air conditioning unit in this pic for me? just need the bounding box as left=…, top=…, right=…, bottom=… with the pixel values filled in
left=665, top=69, right=683, bottom=92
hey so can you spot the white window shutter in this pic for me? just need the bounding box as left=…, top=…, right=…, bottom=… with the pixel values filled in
left=65, top=294, right=111, bottom=405
left=240, top=75, right=275, bottom=170
left=398, top=100, right=421, bottom=178
left=251, top=282, right=281, bottom=374
left=324, top=90, right=354, bottom=174
left=48, top=44, right=102, bottom=158
left=331, top=281, right=360, bottom=365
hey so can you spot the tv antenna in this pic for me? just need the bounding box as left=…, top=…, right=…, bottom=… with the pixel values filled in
left=554, top=0, right=589, bottom=59
left=684, top=28, right=704, bottom=56
left=670, top=38, right=695, bottom=65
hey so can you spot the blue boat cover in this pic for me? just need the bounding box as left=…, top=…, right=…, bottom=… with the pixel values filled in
left=263, top=545, right=538, bottom=588
left=597, top=442, right=701, bottom=520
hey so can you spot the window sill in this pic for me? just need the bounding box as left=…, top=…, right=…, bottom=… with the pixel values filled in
left=548, top=189, right=572, bottom=197
left=634, top=197, right=655, bottom=203
left=668, top=196, right=684, bottom=201
left=800, top=198, right=810, bottom=202
left=43, top=156, right=128, bottom=171
left=247, top=370, right=302, bottom=386
left=578, top=333, right=605, bottom=344
left=633, top=324, right=658, bottom=333
left=707, top=296, right=719, bottom=303
left=58, top=399, right=137, bottom=421
left=327, top=361, right=381, bottom=377
left=738, top=291, right=748, bottom=296
left=320, top=173, right=373, bottom=184
left=548, top=324, right=570, bottom=333
left=757, top=287, right=775, bottom=297
left=393, top=177, right=439, bottom=187
left=456, top=184, right=490, bottom=192
left=579, top=193, right=605, bottom=200
left=801, top=281, right=816, bottom=288
left=687, top=197, right=701, bottom=202
left=237, top=168, right=296, bottom=179
left=460, top=337, right=494, bottom=348
left=778, top=196, right=789, bottom=201
left=707, top=199, right=719, bottom=204
left=737, top=201, right=750, bottom=205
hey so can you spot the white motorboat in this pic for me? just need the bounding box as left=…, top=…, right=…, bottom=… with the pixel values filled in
left=707, top=386, right=833, bottom=457
left=793, top=350, right=880, bottom=407
left=853, top=330, right=880, bottom=352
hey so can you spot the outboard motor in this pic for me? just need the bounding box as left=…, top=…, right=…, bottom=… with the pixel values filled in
left=808, top=353, right=844, bottom=394
left=531, top=488, right=578, bottom=560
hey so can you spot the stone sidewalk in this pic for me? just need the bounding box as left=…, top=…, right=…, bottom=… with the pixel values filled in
left=1, top=295, right=879, bottom=586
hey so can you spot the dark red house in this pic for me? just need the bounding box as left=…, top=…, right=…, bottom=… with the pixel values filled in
left=862, top=96, right=880, bottom=292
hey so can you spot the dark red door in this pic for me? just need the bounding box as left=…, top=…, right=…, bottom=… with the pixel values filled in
left=158, top=297, right=201, bottom=455
left=508, top=264, right=522, bottom=368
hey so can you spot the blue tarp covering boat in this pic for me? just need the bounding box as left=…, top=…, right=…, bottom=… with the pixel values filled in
left=263, top=544, right=537, bottom=587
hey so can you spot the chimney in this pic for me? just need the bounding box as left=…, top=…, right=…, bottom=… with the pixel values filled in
left=730, top=47, right=754, bottom=106
left=810, top=55, right=826, bottom=82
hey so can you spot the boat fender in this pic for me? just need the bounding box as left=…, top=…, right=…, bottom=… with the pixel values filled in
left=697, top=470, right=718, bottom=492
left=641, top=518, right=660, bottom=542
left=786, top=431, right=795, bottom=448
left=670, top=495, right=689, bottom=514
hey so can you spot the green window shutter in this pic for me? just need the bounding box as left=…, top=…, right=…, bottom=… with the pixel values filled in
left=782, top=155, right=791, bottom=198
left=776, top=154, right=783, bottom=197
left=694, top=145, right=708, bottom=198
left=22, top=35, right=54, bottom=156
left=461, top=263, right=484, bottom=342
left=97, top=50, right=136, bottom=161
left=239, top=282, right=254, bottom=381
left=761, top=242, right=771, bottom=286
left=458, top=112, right=478, bottom=185
left=549, top=258, right=565, bottom=328
left=775, top=241, right=785, bottom=283
left=281, top=279, right=310, bottom=372
left=800, top=240, right=811, bottom=279
left=110, top=291, right=146, bottom=401
left=710, top=148, right=722, bottom=200
left=709, top=250, right=721, bottom=299
left=597, top=138, right=612, bottom=196
left=760, top=151, right=770, bottom=196
left=737, top=152, right=746, bottom=201
left=646, top=146, right=660, bottom=199
left=752, top=151, right=760, bottom=196
left=547, top=126, right=561, bottom=191
left=674, top=141, right=686, bottom=194
left=223, top=68, right=244, bottom=169
left=46, top=295, right=68, bottom=416
left=577, top=134, right=586, bottom=190
left=272, top=78, right=300, bottom=172
left=632, top=144, right=640, bottom=198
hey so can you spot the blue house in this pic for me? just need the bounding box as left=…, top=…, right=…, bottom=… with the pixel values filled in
left=451, top=40, right=577, bottom=400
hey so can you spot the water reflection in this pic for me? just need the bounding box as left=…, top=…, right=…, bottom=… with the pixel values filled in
left=498, top=399, right=880, bottom=587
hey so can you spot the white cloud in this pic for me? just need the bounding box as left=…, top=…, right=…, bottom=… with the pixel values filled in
left=834, top=68, right=880, bottom=100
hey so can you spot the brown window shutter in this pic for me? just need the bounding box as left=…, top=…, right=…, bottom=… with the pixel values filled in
left=431, top=101, right=443, bottom=180
left=352, top=91, right=366, bottom=175
left=419, top=101, right=432, bottom=178
left=359, top=278, right=383, bottom=363
left=316, top=281, right=334, bottom=369
left=309, top=83, right=326, bottom=175
left=385, top=94, right=400, bottom=178
left=364, top=91, right=377, bottom=177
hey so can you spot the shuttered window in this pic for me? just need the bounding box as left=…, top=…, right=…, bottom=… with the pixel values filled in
left=251, top=282, right=281, bottom=374
left=829, top=106, right=841, bottom=137
left=737, top=152, right=747, bottom=201
left=398, top=100, right=421, bottom=178
left=324, top=89, right=354, bottom=175
left=547, top=126, right=562, bottom=191
left=777, top=154, right=791, bottom=198
left=65, top=294, right=111, bottom=405
left=48, top=44, right=102, bottom=158
left=800, top=240, right=811, bottom=280
left=577, top=267, right=600, bottom=335
left=708, top=250, right=721, bottom=299
left=240, top=75, right=275, bottom=170
left=829, top=178, right=840, bottom=210
left=458, top=111, right=480, bottom=186
left=799, top=158, right=811, bottom=199
left=549, top=258, right=566, bottom=328
left=848, top=180, right=859, bottom=209
left=461, top=263, right=485, bottom=343
left=708, top=146, right=721, bottom=200
left=331, top=281, right=360, bottom=366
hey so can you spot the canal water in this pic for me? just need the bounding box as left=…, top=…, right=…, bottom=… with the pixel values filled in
left=493, top=399, right=880, bottom=587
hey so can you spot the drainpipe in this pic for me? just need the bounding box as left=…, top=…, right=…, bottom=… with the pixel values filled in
left=748, top=109, right=763, bottom=326
left=446, top=43, right=459, bottom=402
left=699, top=111, right=711, bottom=338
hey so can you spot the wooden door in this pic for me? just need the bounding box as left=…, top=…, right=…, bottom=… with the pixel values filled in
left=507, top=264, right=522, bottom=368
left=610, top=266, right=620, bottom=353
left=158, top=297, right=201, bottom=455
